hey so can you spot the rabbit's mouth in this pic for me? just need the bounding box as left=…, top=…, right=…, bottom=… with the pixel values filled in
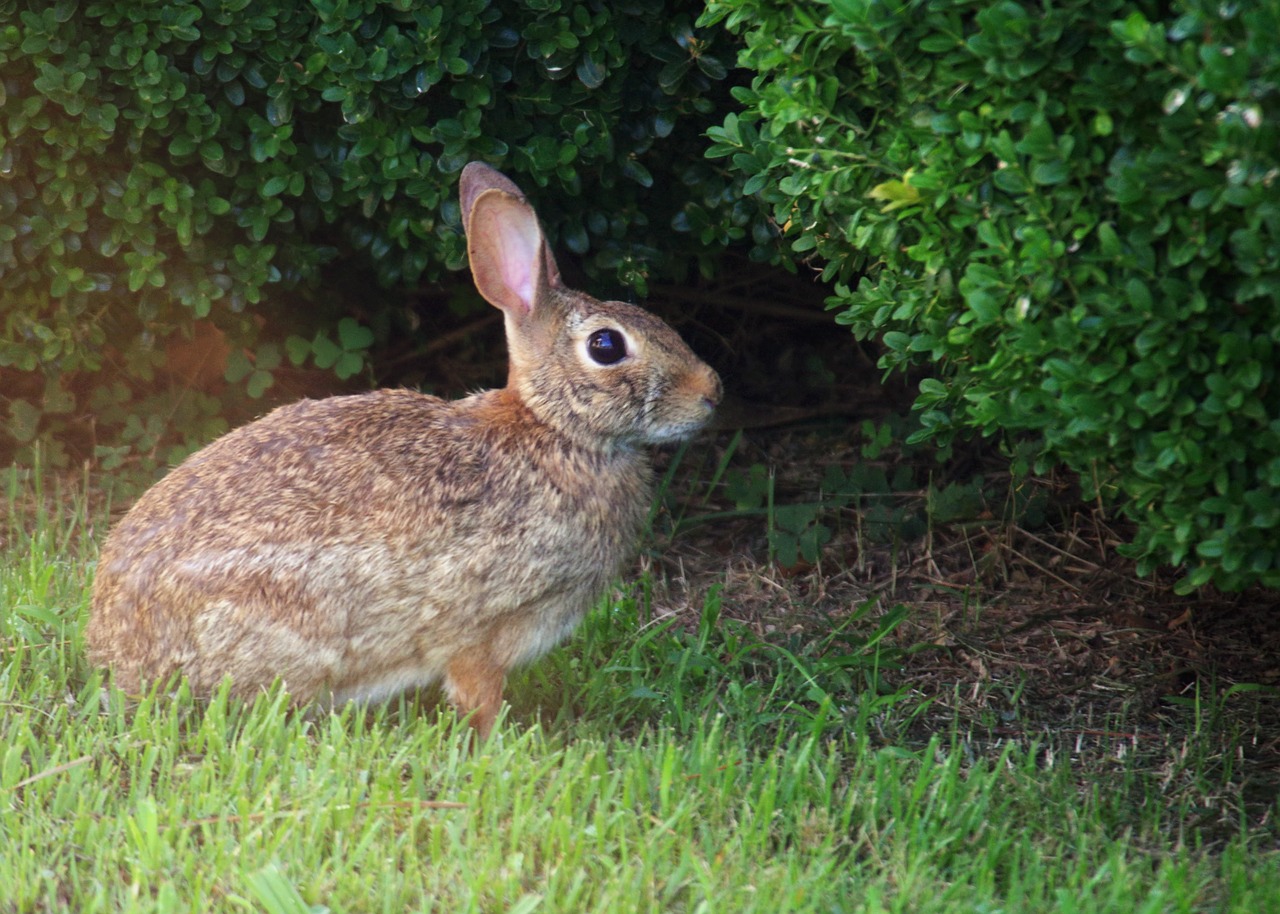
left=642, top=422, right=711, bottom=446
left=642, top=368, right=721, bottom=443
left=637, top=397, right=719, bottom=446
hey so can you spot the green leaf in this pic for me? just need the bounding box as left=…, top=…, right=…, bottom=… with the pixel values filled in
left=1030, top=160, right=1069, bottom=185
left=311, top=333, right=341, bottom=370
left=285, top=335, right=312, bottom=366
left=1096, top=222, right=1121, bottom=257
left=829, top=0, right=862, bottom=24
left=262, top=175, right=290, bottom=197
left=882, top=331, right=912, bottom=351
left=992, top=167, right=1029, bottom=194
left=9, top=399, right=42, bottom=443
left=255, top=343, right=282, bottom=371
left=247, top=368, right=274, bottom=398
left=334, top=351, right=363, bottom=380
left=918, top=377, right=948, bottom=398
left=576, top=52, right=607, bottom=89
left=1125, top=278, right=1152, bottom=312
left=336, top=318, right=373, bottom=351
left=621, top=158, right=654, bottom=188
left=224, top=349, right=253, bottom=384
left=966, top=291, right=1001, bottom=323
left=696, top=55, right=727, bottom=80
left=867, top=174, right=921, bottom=212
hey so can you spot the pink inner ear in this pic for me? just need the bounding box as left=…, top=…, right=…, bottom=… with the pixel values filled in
left=495, top=209, right=543, bottom=314
left=468, top=189, right=553, bottom=318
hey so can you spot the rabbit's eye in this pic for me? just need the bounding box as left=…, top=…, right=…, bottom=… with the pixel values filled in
left=587, top=328, right=627, bottom=365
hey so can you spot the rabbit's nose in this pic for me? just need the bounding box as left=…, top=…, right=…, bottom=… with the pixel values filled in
left=697, top=368, right=723, bottom=412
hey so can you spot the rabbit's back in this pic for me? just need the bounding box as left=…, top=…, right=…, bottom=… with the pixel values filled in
left=88, top=387, right=653, bottom=701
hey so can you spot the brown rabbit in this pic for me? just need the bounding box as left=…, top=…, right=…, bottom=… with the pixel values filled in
left=87, top=162, right=721, bottom=737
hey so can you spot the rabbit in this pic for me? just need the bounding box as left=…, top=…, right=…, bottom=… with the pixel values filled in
left=87, top=162, right=722, bottom=737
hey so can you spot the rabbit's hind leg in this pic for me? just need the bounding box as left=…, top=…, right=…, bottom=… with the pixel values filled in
left=444, top=650, right=507, bottom=740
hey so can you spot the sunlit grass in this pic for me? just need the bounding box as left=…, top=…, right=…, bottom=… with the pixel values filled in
left=2, top=468, right=1278, bottom=912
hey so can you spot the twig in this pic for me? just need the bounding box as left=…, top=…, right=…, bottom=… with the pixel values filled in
left=178, top=799, right=466, bottom=829
left=7, top=755, right=94, bottom=792
left=1012, top=525, right=1101, bottom=572
left=1000, top=544, right=1080, bottom=594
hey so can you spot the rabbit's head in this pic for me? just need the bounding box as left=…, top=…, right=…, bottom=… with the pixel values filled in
left=460, top=163, right=721, bottom=450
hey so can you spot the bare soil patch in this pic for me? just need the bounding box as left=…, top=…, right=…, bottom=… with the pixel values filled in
left=648, top=413, right=1280, bottom=842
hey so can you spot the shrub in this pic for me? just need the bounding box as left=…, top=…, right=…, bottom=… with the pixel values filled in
left=704, top=0, right=1280, bottom=592
left=0, top=0, right=746, bottom=467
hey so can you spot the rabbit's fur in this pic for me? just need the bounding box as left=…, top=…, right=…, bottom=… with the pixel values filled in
left=87, top=163, right=721, bottom=736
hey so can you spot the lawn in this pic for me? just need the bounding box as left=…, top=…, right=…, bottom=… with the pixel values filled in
left=2, top=464, right=1278, bottom=913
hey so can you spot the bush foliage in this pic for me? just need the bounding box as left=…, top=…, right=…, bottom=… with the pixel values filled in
left=7, top=0, right=1277, bottom=594
left=705, top=0, right=1280, bottom=592
left=0, top=0, right=746, bottom=467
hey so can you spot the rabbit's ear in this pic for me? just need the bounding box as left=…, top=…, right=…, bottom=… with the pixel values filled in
left=467, top=189, right=546, bottom=317
left=460, top=162, right=526, bottom=235
left=461, top=164, right=563, bottom=314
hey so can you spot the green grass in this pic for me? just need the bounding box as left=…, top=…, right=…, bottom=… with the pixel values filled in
left=2, top=470, right=1279, bottom=912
